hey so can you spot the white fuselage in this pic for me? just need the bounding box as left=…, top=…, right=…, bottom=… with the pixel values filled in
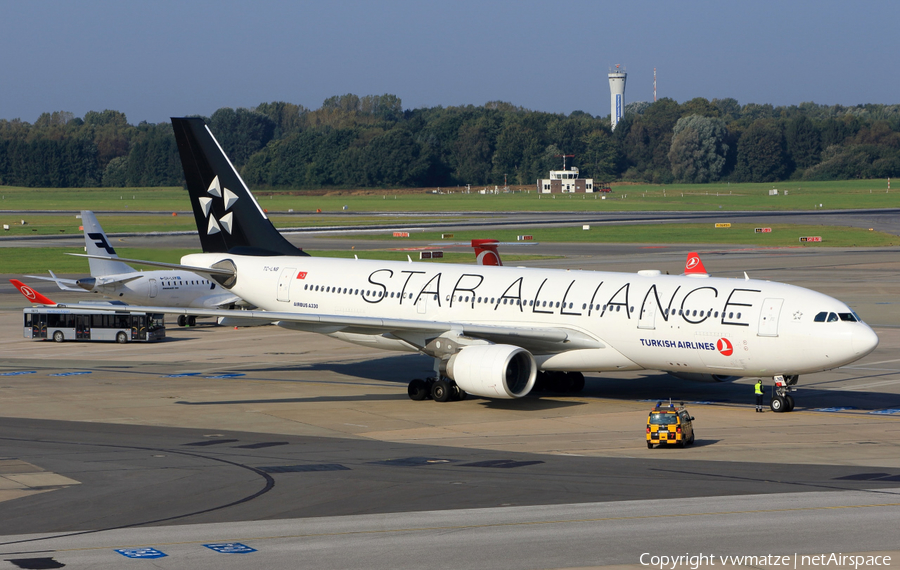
left=183, top=253, right=879, bottom=377
left=82, top=271, right=237, bottom=309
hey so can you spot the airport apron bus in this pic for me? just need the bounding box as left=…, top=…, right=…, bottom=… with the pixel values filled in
left=23, top=306, right=166, bottom=343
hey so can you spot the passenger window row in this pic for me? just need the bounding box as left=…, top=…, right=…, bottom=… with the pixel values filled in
left=299, top=284, right=749, bottom=319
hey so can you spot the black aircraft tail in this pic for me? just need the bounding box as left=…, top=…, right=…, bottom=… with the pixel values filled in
left=171, top=117, right=308, bottom=257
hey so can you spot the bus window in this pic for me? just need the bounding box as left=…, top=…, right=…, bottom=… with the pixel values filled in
left=148, top=314, right=165, bottom=331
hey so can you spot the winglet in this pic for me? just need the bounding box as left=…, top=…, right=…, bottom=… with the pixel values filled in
left=10, top=280, right=57, bottom=305
left=684, top=252, right=708, bottom=275
left=472, top=239, right=502, bottom=266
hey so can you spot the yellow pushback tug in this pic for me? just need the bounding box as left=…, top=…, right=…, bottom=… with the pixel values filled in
left=646, top=400, right=695, bottom=449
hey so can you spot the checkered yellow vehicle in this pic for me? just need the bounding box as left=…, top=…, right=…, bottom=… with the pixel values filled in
left=646, top=403, right=695, bottom=448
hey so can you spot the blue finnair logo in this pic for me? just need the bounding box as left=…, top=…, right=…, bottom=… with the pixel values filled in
left=87, top=232, right=116, bottom=254
left=615, top=94, right=622, bottom=121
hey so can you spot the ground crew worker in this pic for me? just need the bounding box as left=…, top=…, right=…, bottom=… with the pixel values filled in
left=755, top=379, right=764, bottom=412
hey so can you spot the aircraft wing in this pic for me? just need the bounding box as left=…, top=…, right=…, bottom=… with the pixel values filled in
left=53, top=301, right=602, bottom=353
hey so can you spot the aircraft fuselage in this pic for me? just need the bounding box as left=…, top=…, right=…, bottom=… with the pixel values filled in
left=184, top=252, right=879, bottom=377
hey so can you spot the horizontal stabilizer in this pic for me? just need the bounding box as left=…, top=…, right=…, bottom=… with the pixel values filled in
left=25, top=271, right=82, bottom=292
left=66, top=254, right=235, bottom=277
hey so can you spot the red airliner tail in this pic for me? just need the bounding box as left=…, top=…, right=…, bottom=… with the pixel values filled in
left=684, top=252, right=708, bottom=275
left=10, top=279, right=57, bottom=305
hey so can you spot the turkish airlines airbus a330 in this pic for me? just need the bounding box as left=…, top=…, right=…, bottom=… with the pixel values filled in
left=63, top=117, right=878, bottom=412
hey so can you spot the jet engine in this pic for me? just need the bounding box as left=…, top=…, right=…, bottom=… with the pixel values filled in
left=445, top=344, right=537, bottom=399
left=667, top=372, right=740, bottom=383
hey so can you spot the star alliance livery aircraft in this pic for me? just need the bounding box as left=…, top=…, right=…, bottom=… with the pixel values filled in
left=65, top=117, right=879, bottom=412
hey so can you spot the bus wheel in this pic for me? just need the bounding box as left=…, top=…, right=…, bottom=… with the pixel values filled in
left=116, top=332, right=128, bottom=344
left=53, top=331, right=64, bottom=343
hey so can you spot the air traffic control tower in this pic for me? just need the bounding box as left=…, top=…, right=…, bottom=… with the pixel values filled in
left=608, top=65, right=627, bottom=130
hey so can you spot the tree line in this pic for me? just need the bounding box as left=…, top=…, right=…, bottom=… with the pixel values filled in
left=1, top=94, right=899, bottom=189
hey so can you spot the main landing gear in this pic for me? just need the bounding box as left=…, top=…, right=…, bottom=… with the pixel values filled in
left=407, top=378, right=468, bottom=403
left=770, top=374, right=798, bottom=413
left=533, top=371, right=585, bottom=394
left=176, top=315, right=197, bottom=327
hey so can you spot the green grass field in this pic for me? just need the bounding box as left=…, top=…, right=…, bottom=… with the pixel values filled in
left=1, top=179, right=897, bottom=214
left=2, top=180, right=897, bottom=275
left=3, top=221, right=894, bottom=275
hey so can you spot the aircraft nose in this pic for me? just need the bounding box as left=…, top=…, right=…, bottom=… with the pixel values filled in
left=851, top=324, right=879, bottom=357
left=75, top=277, right=95, bottom=291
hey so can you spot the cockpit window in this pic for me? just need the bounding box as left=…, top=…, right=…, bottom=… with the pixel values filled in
left=815, top=311, right=859, bottom=323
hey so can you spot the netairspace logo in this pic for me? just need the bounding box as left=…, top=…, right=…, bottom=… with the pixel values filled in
left=640, top=553, right=892, bottom=570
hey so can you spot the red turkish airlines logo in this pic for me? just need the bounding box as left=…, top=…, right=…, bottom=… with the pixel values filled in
left=20, top=285, right=37, bottom=301
left=477, top=251, right=501, bottom=266
left=296, top=271, right=307, bottom=280
left=686, top=256, right=701, bottom=270
left=717, top=338, right=733, bottom=356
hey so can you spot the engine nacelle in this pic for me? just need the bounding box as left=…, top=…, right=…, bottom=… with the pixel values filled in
left=668, top=372, right=740, bottom=383
left=445, top=344, right=537, bottom=399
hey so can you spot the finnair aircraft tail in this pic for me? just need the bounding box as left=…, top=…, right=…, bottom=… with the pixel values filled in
left=171, top=117, right=308, bottom=257
left=81, top=210, right=134, bottom=276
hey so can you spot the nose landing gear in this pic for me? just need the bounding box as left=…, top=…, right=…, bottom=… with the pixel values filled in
left=770, top=375, right=798, bottom=412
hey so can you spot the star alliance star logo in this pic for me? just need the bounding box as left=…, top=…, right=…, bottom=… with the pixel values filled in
left=199, top=175, right=238, bottom=235
left=793, top=311, right=803, bottom=321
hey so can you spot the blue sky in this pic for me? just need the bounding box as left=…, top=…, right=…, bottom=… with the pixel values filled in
left=1, top=0, right=897, bottom=124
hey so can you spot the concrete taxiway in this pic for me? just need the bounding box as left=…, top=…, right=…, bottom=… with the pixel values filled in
left=1, top=239, right=899, bottom=568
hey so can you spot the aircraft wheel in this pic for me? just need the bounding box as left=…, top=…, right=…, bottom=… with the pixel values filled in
left=549, top=372, right=572, bottom=392
left=451, top=385, right=467, bottom=401
left=533, top=371, right=549, bottom=392
left=784, top=395, right=795, bottom=412
left=407, top=379, right=428, bottom=401
left=53, top=331, right=64, bottom=343
left=187, top=316, right=197, bottom=327
left=770, top=396, right=786, bottom=413
left=568, top=372, right=585, bottom=393
left=116, top=331, right=128, bottom=344
left=432, top=379, right=452, bottom=403
left=177, top=315, right=186, bottom=327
